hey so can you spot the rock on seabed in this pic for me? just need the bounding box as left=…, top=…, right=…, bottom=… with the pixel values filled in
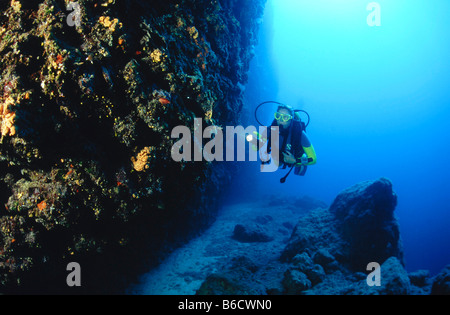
left=198, top=178, right=449, bottom=295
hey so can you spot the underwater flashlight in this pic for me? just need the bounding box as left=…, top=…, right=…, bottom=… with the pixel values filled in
left=246, top=134, right=253, bottom=142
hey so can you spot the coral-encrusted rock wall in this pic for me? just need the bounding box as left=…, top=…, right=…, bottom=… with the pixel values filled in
left=0, top=0, right=266, bottom=293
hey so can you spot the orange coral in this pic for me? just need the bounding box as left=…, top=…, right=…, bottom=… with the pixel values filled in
left=37, top=201, right=47, bottom=211
left=11, top=0, right=21, bottom=13
left=55, top=54, right=64, bottom=64
left=0, top=96, right=17, bottom=138
left=150, top=49, right=164, bottom=63
left=187, top=26, right=199, bottom=40
left=131, top=147, right=153, bottom=172
left=98, top=16, right=121, bottom=32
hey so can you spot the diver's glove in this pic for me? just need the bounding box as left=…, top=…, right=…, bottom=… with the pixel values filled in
left=282, top=151, right=296, bottom=165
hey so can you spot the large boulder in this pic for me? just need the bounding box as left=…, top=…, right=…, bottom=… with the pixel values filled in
left=282, top=178, right=403, bottom=271
left=280, top=207, right=345, bottom=262
left=279, top=178, right=415, bottom=294
left=329, top=177, right=403, bottom=271
left=376, top=257, right=411, bottom=295
left=343, top=257, right=411, bottom=295
left=196, top=256, right=264, bottom=295
left=232, top=223, right=273, bottom=243
left=282, top=269, right=311, bottom=294
left=431, top=265, right=450, bottom=295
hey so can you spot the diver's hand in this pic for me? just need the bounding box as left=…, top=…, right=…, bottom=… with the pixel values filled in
left=300, top=154, right=309, bottom=165
left=282, top=151, right=296, bottom=164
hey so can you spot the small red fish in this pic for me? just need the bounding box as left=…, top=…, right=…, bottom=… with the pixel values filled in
left=159, top=98, right=170, bottom=105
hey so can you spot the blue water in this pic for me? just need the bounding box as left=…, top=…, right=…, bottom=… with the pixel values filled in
left=233, top=0, right=450, bottom=276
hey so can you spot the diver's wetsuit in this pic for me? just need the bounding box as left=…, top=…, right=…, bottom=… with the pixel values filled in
left=266, top=119, right=316, bottom=175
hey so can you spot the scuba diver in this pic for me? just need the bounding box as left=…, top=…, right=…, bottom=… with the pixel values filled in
left=250, top=102, right=317, bottom=183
